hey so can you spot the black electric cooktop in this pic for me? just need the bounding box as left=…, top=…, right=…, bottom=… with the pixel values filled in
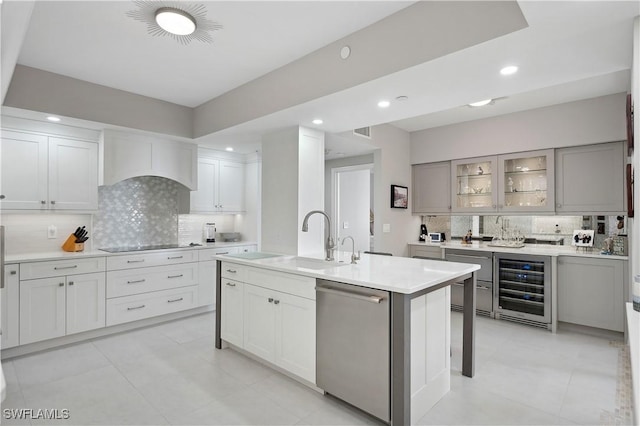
left=99, top=243, right=201, bottom=253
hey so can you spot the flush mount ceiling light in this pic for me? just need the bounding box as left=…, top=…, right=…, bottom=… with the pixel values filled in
left=46, top=116, right=61, bottom=122
left=378, top=100, right=390, bottom=108
left=312, top=119, right=323, bottom=125
left=225, top=147, right=234, bottom=152
left=500, top=65, right=518, bottom=75
left=469, top=99, right=492, bottom=107
left=126, top=1, right=223, bottom=45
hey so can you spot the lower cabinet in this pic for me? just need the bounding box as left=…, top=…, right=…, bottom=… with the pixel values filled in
left=2, top=264, right=20, bottom=349
left=409, top=245, right=443, bottom=259
left=558, top=256, right=627, bottom=332
left=220, top=279, right=244, bottom=347
left=19, top=272, right=106, bottom=345
left=106, top=286, right=198, bottom=326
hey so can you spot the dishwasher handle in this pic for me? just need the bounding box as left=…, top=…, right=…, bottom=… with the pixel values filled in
left=316, top=286, right=384, bottom=304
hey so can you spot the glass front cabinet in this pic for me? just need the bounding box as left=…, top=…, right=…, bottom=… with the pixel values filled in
left=451, top=150, right=554, bottom=213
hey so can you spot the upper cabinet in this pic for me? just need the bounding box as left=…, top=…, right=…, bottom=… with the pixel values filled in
left=497, top=149, right=555, bottom=213
left=190, top=154, right=245, bottom=213
left=412, top=162, right=451, bottom=214
left=555, top=141, right=626, bottom=214
left=451, top=156, right=498, bottom=213
left=1, top=130, right=98, bottom=210
left=102, top=130, right=197, bottom=190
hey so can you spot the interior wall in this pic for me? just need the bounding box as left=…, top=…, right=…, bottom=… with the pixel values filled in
left=297, top=127, right=325, bottom=256
left=410, top=93, right=627, bottom=164
left=631, top=16, right=639, bottom=300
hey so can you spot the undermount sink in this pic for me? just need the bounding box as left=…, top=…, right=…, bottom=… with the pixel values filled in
left=263, top=256, right=349, bottom=270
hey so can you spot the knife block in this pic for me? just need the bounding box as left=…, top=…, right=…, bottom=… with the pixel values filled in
left=62, top=234, right=84, bottom=252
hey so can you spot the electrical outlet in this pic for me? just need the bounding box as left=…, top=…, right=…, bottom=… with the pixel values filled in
left=343, top=222, right=349, bottom=229
left=48, top=225, right=57, bottom=239
left=382, top=224, right=391, bottom=233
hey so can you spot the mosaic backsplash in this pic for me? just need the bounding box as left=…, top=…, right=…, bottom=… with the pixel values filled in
left=94, top=177, right=179, bottom=248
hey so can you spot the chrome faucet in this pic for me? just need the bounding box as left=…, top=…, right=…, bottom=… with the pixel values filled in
left=301, top=210, right=337, bottom=261
left=341, top=236, right=360, bottom=264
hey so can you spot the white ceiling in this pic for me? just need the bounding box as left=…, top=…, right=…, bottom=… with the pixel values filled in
left=4, top=1, right=640, bottom=158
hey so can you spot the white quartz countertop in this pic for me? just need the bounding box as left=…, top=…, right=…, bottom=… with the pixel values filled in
left=5, top=241, right=258, bottom=264
left=408, top=241, right=629, bottom=260
left=216, top=251, right=480, bottom=294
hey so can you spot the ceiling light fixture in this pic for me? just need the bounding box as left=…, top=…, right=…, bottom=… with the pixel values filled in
left=469, top=99, right=492, bottom=107
left=312, top=119, right=323, bottom=125
left=225, top=147, right=234, bottom=152
left=46, top=116, right=61, bottom=122
left=378, top=100, right=390, bottom=108
left=155, top=7, right=196, bottom=35
left=500, top=65, right=518, bottom=75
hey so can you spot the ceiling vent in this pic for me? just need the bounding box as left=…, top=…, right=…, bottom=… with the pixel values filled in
left=353, top=127, right=371, bottom=139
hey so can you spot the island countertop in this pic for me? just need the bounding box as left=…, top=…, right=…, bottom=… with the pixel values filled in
left=215, top=251, right=480, bottom=295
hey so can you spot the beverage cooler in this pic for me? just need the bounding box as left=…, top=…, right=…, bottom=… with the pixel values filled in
left=494, top=252, right=551, bottom=328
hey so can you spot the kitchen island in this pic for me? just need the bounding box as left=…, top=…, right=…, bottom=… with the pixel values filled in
left=214, top=252, right=479, bottom=425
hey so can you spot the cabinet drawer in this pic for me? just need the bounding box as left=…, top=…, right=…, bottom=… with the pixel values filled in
left=445, top=251, right=493, bottom=282
left=106, top=286, right=198, bottom=326
left=245, top=266, right=315, bottom=300
left=20, top=257, right=106, bottom=280
left=199, top=247, right=239, bottom=261
left=106, top=262, right=198, bottom=298
left=411, top=246, right=443, bottom=259
left=451, top=280, right=493, bottom=314
left=107, top=250, right=197, bottom=271
left=221, top=262, right=247, bottom=281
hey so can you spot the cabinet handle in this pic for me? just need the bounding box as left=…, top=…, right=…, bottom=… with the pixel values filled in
left=215, top=252, right=229, bottom=256
left=41, top=200, right=46, bottom=204
left=127, top=259, right=145, bottom=264
left=274, top=300, right=280, bottom=305
left=59, top=282, right=64, bottom=287
left=268, top=297, right=274, bottom=303
left=226, top=269, right=237, bottom=273
left=127, top=305, right=146, bottom=311
left=0, top=195, right=5, bottom=200
left=168, top=274, right=184, bottom=279
left=10, top=271, right=16, bottom=275
left=54, top=265, right=78, bottom=270
left=167, top=297, right=183, bottom=303
left=127, top=279, right=146, bottom=284
left=478, top=285, right=491, bottom=290
left=225, top=282, right=236, bottom=287
left=68, top=281, right=74, bottom=286
left=50, top=200, right=56, bottom=205
left=167, top=256, right=183, bottom=260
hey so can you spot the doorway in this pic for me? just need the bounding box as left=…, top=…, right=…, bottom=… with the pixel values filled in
left=331, top=164, right=373, bottom=253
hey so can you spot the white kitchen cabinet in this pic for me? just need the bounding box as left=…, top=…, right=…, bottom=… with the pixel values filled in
left=102, top=130, right=197, bottom=190
left=412, top=162, right=451, bottom=214
left=106, top=286, right=198, bottom=326
left=243, top=283, right=276, bottom=360
left=557, top=256, right=626, bottom=332
left=2, top=264, right=20, bottom=349
left=497, top=149, right=555, bottom=213
left=555, top=142, right=626, bottom=214
left=20, top=272, right=106, bottom=345
left=451, top=156, right=498, bottom=213
left=220, top=278, right=244, bottom=347
left=191, top=159, right=245, bottom=213
left=0, top=130, right=98, bottom=210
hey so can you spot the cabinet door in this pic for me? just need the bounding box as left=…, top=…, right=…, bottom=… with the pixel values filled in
left=197, top=260, right=216, bottom=307
left=243, top=283, right=275, bottom=362
left=20, top=277, right=66, bottom=344
left=412, top=162, right=451, bottom=214
left=2, top=265, right=20, bottom=349
left=498, top=149, right=554, bottom=212
left=555, top=142, right=625, bottom=214
left=218, top=161, right=245, bottom=212
left=451, top=156, right=498, bottom=213
left=0, top=130, right=48, bottom=210
left=48, top=137, right=98, bottom=210
left=220, top=279, right=244, bottom=347
left=558, top=257, right=625, bottom=332
left=190, top=158, right=219, bottom=212
left=66, top=272, right=106, bottom=335
left=274, top=292, right=315, bottom=383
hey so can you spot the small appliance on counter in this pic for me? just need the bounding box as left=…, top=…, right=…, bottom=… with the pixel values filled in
left=203, top=223, right=216, bottom=243
left=419, top=224, right=428, bottom=242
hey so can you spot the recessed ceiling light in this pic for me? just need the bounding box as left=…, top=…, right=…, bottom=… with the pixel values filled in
left=155, top=7, right=197, bottom=36
left=225, top=147, right=234, bottom=152
left=340, top=46, right=351, bottom=60
left=312, top=119, right=323, bottom=125
left=469, top=99, right=492, bottom=107
left=378, top=100, right=390, bottom=108
left=500, top=65, right=518, bottom=76
left=46, top=116, right=61, bottom=122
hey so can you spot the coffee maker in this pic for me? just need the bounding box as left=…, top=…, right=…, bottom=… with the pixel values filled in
left=203, top=223, right=216, bottom=243
left=419, top=224, right=428, bottom=242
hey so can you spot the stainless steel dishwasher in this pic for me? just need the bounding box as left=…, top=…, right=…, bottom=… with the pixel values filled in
left=316, top=279, right=390, bottom=422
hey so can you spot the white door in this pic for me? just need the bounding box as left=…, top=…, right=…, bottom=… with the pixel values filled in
left=66, top=272, right=106, bottom=335
left=0, top=130, right=48, bottom=210
left=48, top=137, right=99, bottom=210
left=274, top=292, right=315, bottom=383
left=218, top=161, right=245, bottom=212
left=191, top=158, right=218, bottom=212
left=220, top=279, right=243, bottom=347
left=243, top=284, right=275, bottom=361
left=333, top=165, right=372, bottom=253
left=1, top=265, right=20, bottom=349
left=19, top=277, right=66, bottom=344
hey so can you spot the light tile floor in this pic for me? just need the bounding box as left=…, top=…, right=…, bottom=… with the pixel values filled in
left=0, top=311, right=631, bottom=425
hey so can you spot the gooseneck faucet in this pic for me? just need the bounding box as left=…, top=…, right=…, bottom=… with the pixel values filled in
left=341, top=236, right=360, bottom=264
left=301, top=210, right=336, bottom=261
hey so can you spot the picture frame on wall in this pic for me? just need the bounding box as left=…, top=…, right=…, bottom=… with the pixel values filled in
left=390, top=185, right=408, bottom=209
